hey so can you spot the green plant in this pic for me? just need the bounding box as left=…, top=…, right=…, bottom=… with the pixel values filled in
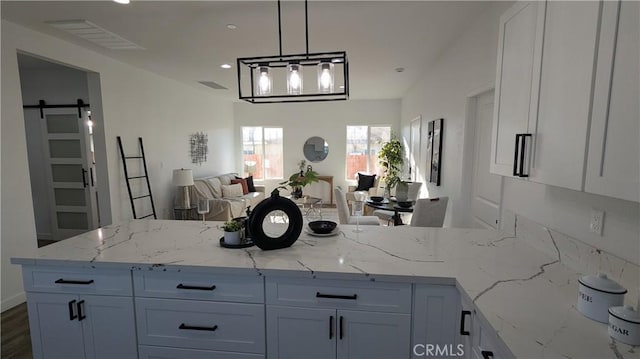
left=278, top=170, right=319, bottom=192
left=378, top=135, right=404, bottom=193
left=221, top=220, right=242, bottom=232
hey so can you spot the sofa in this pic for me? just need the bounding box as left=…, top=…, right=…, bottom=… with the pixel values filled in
left=189, top=173, right=265, bottom=221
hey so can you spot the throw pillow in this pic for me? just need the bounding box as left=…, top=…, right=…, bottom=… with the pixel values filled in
left=231, top=179, right=249, bottom=195
left=222, top=183, right=244, bottom=198
left=355, top=173, right=376, bottom=191
left=236, top=175, right=256, bottom=193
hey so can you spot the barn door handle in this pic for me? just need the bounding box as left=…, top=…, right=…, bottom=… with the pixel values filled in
left=460, top=310, right=471, bottom=336
left=68, top=300, right=77, bottom=320
left=77, top=300, right=86, bottom=321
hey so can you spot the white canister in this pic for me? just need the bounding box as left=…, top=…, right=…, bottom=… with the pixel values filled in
left=577, top=273, right=626, bottom=323
left=608, top=306, right=640, bottom=346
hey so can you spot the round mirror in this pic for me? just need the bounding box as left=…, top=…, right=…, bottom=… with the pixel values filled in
left=303, top=136, right=329, bottom=163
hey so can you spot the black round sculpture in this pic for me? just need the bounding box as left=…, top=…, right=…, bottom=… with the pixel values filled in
left=248, top=190, right=303, bottom=250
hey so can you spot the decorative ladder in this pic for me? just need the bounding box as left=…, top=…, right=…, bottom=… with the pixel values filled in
left=117, top=136, right=157, bottom=219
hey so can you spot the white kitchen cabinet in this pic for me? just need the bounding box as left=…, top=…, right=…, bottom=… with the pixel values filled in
left=490, top=1, right=544, bottom=177
left=26, top=292, right=137, bottom=359
left=586, top=0, right=640, bottom=202
left=266, top=277, right=411, bottom=358
left=266, top=305, right=410, bottom=359
left=528, top=0, right=601, bottom=190
left=412, top=285, right=461, bottom=358
left=492, top=1, right=618, bottom=192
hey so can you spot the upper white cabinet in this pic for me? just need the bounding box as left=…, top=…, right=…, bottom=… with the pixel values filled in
left=586, top=0, right=640, bottom=202
left=490, top=1, right=544, bottom=177
left=492, top=0, right=638, bottom=201
left=529, top=0, right=601, bottom=190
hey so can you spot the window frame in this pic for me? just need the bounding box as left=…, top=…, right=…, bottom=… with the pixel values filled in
left=241, top=126, right=284, bottom=181
left=345, top=125, right=392, bottom=181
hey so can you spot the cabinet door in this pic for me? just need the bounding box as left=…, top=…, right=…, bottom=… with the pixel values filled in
left=81, top=295, right=137, bottom=359
left=586, top=0, right=640, bottom=202
left=26, top=292, right=85, bottom=359
left=528, top=0, right=601, bottom=190
left=266, top=306, right=336, bottom=359
left=491, top=1, right=545, bottom=177
left=412, top=285, right=461, bottom=359
left=337, top=310, right=410, bottom=359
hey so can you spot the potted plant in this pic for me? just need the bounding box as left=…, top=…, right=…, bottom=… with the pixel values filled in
left=279, top=166, right=319, bottom=199
left=378, top=135, right=404, bottom=198
left=222, top=220, right=242, bottom=245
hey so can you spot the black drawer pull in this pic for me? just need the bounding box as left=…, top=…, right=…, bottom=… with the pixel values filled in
left=329, top=315, right=334, bottom=339
left=68, top=300, right=77, bottom=321
left=316, top=292, right=357, bottom=300
left=176, top=284, right=216, bottom=291
left=179, top=323, right=218, bottom=332
left=460, top=310, right=471, bottom=336
left=339, top=316, right=344, bottom=340
left=481, top=350, right=494, bottom=359
left=77, top=300, right=86, bottom=321
left=55, top=279, right=94, bottom=285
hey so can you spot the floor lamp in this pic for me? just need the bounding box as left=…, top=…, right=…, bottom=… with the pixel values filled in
left=173, top=169, right=194, bottom=209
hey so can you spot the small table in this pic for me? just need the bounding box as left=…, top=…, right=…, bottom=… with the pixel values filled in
left=287, top=196, right=323, bottom=219
left=365, top=199, right=413, bottom=226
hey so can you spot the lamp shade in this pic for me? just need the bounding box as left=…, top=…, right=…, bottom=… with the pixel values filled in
left=172, top=169, right=194, bottom=186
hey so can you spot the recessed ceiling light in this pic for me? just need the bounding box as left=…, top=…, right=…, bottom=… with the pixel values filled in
left=113, top=0, right=130, bottom=4
left=395, top=67, right=405, bottom=73
left=221, top=64, right=232, bottom=69
left=226, top=24, right=237, bottom=30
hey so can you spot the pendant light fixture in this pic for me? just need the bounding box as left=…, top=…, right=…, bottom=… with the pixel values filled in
left=237, top=0, right=349, bottom=103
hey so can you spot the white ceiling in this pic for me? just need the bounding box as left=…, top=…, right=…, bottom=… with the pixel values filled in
left=2, top=1, right=495, bottom=100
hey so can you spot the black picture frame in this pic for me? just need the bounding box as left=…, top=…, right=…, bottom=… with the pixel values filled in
left=427, top=118, right=443, bottom=186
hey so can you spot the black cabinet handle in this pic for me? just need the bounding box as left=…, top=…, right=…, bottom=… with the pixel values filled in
left=90, top=167, right=95, bottom=187
left=316, top=292, right=357, bottom=300
left=329, top=315, right=334, bottom=339
left=81, top=168, right=88, bottom=187
left=513, top=134, right=531, bottom=177
left=176, top=284, right=216, bottom=291
left=339, top=316, right=344, bottom=340
left=77, top=300, right=85, bottom=321
left=482, top=350, right=494, bottom=359
left=55, top=279, right=94, bottom=285
left=68, top=300, right=77, bottom=321
left=460, top=310, right=471, bottom=336
left=518, top=134, right=529, bottom=177
left=179, top=323, right=218, bottom=332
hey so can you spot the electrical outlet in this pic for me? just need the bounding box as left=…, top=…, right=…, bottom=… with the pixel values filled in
left=590, top=209, right=605, bottom=236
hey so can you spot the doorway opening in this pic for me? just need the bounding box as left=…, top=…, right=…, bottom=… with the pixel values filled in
left=18, top=53, right=111, bottom=245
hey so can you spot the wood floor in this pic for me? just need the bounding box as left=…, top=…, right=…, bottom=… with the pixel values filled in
left=1, top=303, right=32, bottom=359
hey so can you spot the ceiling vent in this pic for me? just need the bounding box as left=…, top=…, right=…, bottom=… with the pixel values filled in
left=46, top=20, right=144, bottom=50
left=198, top=81, right=228, bottom=90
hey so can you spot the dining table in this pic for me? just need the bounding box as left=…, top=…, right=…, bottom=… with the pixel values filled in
left=364, top=198, right=413, bottom=226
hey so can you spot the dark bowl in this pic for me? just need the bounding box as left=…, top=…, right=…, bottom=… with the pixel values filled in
left=370, top=196, right=384, bottom=203
left=308, top=220, right=337, bottom=234
left=396, top=201, right=413, bottom=208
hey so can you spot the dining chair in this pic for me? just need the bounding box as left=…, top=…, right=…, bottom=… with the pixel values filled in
left=374, top=182, right=423, bottom=225
left=409, top=197, right=449, bottom=227
left=334, top=186, right=380, bottom=226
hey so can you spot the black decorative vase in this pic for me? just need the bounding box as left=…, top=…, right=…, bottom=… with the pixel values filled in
left=248, top=190, right=303, bottom=250
left=291, top=187, right=303, bottom=199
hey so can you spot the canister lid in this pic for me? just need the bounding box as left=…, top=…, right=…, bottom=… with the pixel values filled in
left=609, top=305, right=640, bottom=324
left=578, top=273, right=627, bottom=295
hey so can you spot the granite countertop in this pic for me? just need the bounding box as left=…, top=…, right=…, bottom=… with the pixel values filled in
left=12, top=220, right=639, bottom=358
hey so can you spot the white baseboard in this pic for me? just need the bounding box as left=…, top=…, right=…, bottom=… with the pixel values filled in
left=1, top=291, right=26, bottom=312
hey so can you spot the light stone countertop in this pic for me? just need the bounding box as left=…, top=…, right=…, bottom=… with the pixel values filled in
left=12, top=220, right=639, bottom=358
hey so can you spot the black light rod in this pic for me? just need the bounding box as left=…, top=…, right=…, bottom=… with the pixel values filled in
left=305, top=0, right=309, bottom=56
left=277, top=0, right=282, bottom=57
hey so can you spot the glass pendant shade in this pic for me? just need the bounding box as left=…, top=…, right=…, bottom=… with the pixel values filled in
left=317, top=62, right=334, bottom=93
left=256, top=66, right=272, bottom=96
left=287, top=63, right=303, bottom=95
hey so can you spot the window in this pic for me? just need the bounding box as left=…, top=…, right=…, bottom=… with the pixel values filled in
left=345, top=125, right=391, bottom=180
left=242, top=127, right=283, bottom=180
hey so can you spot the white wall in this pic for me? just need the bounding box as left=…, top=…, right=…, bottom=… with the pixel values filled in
left=234, top=100, right=401, bottom=196
left=400, top=3, right=639, bottom=265
left=1, top=20, right=235, bottom=310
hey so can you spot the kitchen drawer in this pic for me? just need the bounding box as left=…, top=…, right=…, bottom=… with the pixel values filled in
left=22, top=265, right=132, bottom=296
left=133, top=271, right=263, bottom=303
left=266, top=277, right=411, bottom=313
left=138, top=345, right=264, bottom=359
left=136, top=298, right=265, bottom=353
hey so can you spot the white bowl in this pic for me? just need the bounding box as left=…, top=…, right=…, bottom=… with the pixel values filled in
left=577, top=273, right=626, bottom=323
left=609, top=305, right=640, bottom=345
